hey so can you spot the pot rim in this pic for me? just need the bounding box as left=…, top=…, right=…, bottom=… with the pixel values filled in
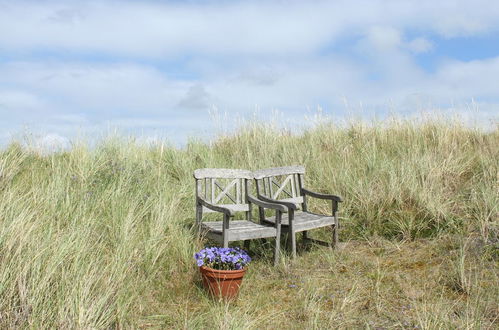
left=199, top=265, right=247, bottom=274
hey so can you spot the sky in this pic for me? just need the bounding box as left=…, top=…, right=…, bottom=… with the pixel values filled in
left=1, top=0, right=498, bottom=149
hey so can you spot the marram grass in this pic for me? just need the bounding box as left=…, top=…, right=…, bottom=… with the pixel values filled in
left=0, top=118, right=497, bottom=328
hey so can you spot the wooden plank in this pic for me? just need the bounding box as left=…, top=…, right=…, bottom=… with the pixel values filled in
left=247, top=195, right=286, bottom=211
left=202, top=220, right=259, bottom=231
left=243, top=179, right=247, bottom=203
left=194, top=168, right=252, bottom=179
left=280, top=196, right=304, bottom=205
left=302, top=188, right=343, bottom=202
left=298, top=173, right=304, bottom=194
left=244, top=180, right=251, bottom=221
left=197, top=197, right=233, bottom=216
left=268, top=177, right=274, bottom=198
left=291, top=174, right=296, bottom=197
left=195, top=179, right=202, bottom=226
left=255, top=179, right=261, bottom=196
left=204, top=178, right=207, bottom=199
left=258, top=195, right=299, bottom=211
left=253, top=166, right=305, bottom=179
left=236, top=179, right=241, bottom=204
left=202, top=204, right=249, bottom=214
left=298, top=174, right=307, bottom=211
left=262, top=211, right=334, bottom=231
left=229, top=228, right=277, bottom=241
left=201, top=220, right=277, bottom=240
left=211, top=178, right=215, bottom=203
left=196, top=179, right=201, bottom=197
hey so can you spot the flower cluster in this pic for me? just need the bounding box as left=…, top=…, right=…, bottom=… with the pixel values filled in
left=194, top=247, right=251, bottom=270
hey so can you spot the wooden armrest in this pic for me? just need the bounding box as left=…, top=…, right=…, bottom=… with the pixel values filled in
left=256, top=194, right=298, bottom=210
left=247, top=195, right=286, bottom=212
left=197, top=197, right=234, bottom=216
left=302, top=188, right=343, bottom=202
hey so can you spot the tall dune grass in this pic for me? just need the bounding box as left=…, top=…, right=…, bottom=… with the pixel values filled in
left=0, top=117, right=497, bottom=328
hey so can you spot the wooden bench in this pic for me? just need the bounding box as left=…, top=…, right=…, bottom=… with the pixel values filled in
left=253, top=166, right=343, bottom=258
left=194, top=168, right=286, bottom=265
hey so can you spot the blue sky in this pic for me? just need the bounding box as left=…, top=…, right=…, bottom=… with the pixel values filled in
left=0, top=0, right=498, bottom=149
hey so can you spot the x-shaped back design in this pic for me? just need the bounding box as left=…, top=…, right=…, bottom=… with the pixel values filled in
left=268, top=175, right=295, bottom=199
left=211, top=178, right=241, bottom=204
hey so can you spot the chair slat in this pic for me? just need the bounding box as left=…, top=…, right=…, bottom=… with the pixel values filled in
left=237, top=179, right=241, bottom=204
left=204, top=178, right=207, bottom=199
left=262, top=211, right=334, bottom=231
left=253, top=166, right=305, bottom=179
left=201, top=220, right=277, bottom=240
left=202, top=203, right=250, bottom=214
left=211, top=178, right=216, bottom=203
left=194, top=168, right=252, bottom=179
left=279, top=196, right=304, bottom=205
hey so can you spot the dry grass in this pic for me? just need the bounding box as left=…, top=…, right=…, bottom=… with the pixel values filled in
left=136, top=237, right=497, bottom=329
left=0, top=117, right=497, bottom=328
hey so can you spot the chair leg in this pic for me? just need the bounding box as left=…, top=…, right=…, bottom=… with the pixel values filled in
left=223, top=214, right=229, bottom=248
left=274, top=212, right=282, bottom=266
left=274, top=235, right=280, bottom=266
left=289, top=231, right=296, bottom=259
left=332, top=201, right=339, bottom=249
left=195, top=205, right=203, bottom=240
left=332, top=224, right=338, bottom=248
left=287, top=212, right=296, bottom=258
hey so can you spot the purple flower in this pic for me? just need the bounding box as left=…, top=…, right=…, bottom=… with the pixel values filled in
left=194, top=246, right=251, bottom=270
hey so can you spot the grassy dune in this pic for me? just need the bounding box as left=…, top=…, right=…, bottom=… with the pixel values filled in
left=0, top=118, right=497, bottom=328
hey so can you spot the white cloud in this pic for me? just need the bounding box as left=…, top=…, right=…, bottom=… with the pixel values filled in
left=0, top=1, right=335, bottom=57
left=177, top=84, right=213, bottom=110
left=0, top=90, right=45, bottom=110
left=0, top=61, right=188, bottom=112
left=0, top=1, right=498, bottom=57
left=433, top=57, right=499, bottom=98
left=407, top=37, right=433, bottom=53
left=0, top=0, right=498, bottom=146
left=1, top=53, right=497, bottom=142
left=365, top=26, right=402, bottom=51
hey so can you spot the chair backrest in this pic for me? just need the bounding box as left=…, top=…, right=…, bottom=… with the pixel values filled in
left=253, top=166, right=305, bottom=206
left=194, top=168, right=252, bottom=214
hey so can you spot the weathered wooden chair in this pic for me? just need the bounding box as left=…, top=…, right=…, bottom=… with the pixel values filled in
left=194, top=168, right=286, bottom=265
left=253, top=166, right=343, bottom=258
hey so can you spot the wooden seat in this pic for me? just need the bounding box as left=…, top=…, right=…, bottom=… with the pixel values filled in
left=261, top=211, right=334, bottom=231
left=201, top=220, right=278, bottom=240
left=253, top=166, right=343, bottom=258
left=194, top=168, right=286, bottom=265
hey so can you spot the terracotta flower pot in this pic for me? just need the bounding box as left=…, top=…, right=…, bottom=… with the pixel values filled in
left=199, top=265, right=247, bottom=299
